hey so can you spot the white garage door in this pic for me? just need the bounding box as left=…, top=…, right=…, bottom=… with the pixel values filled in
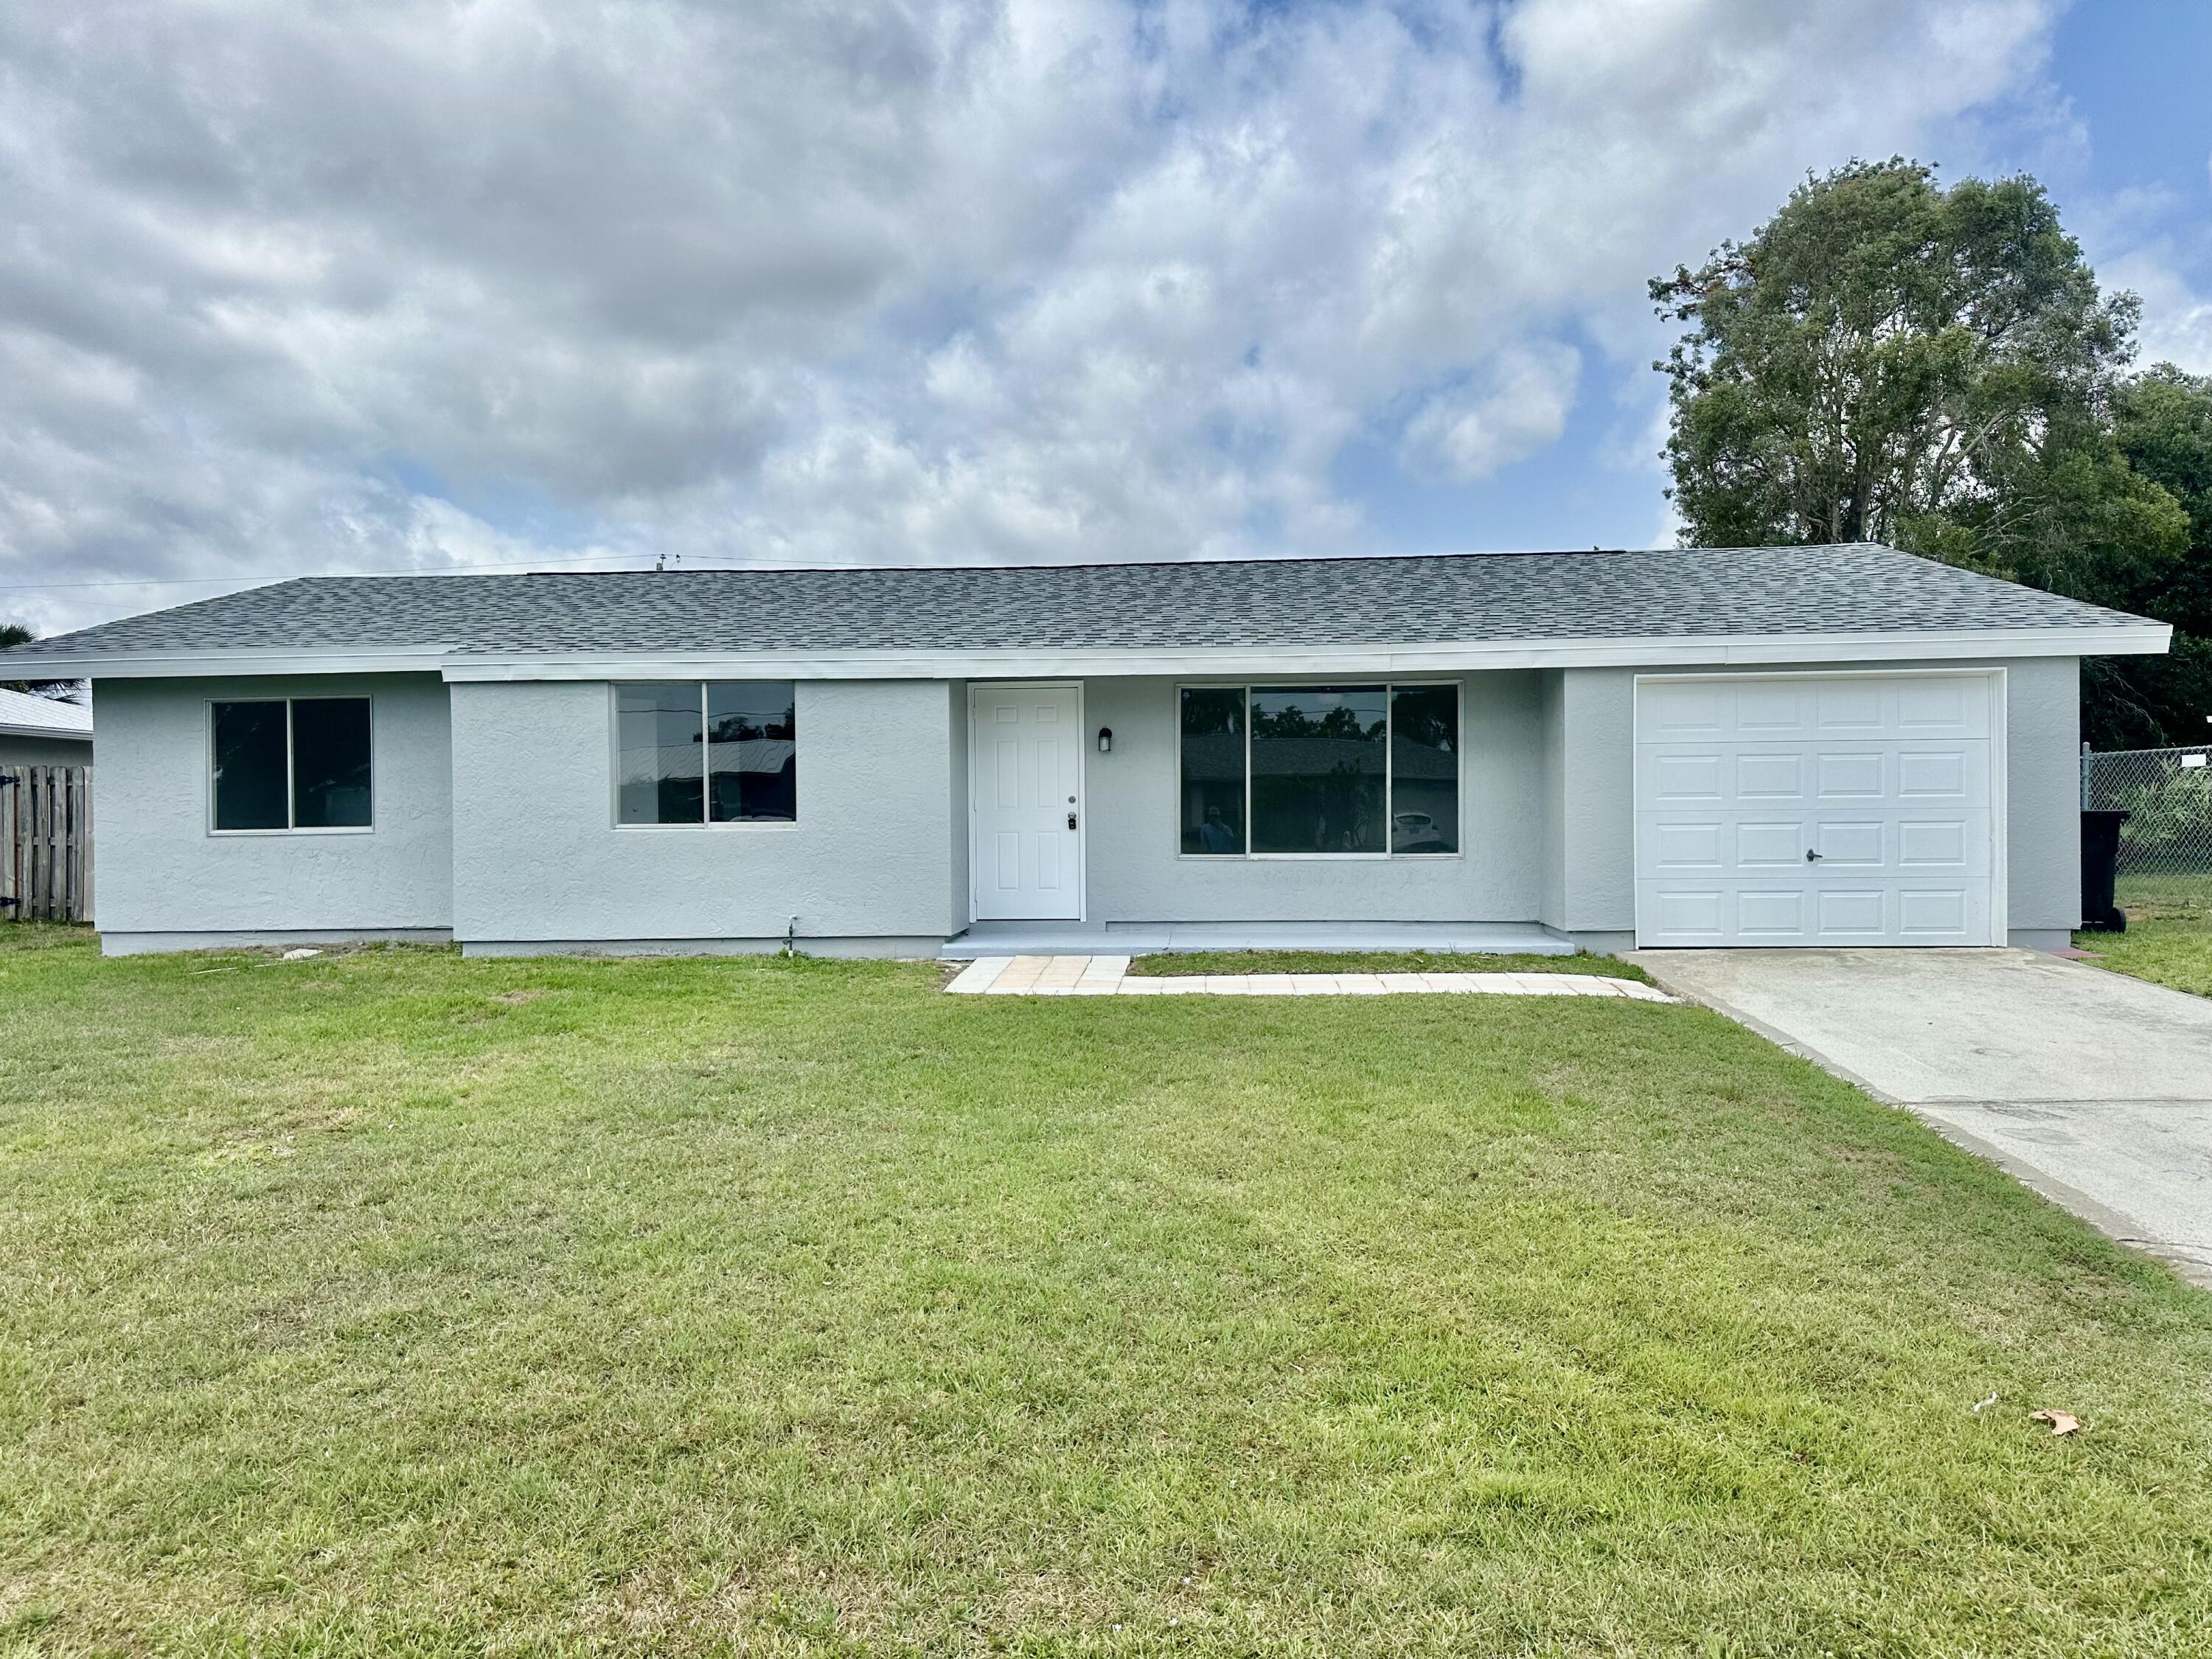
left=1635, top=672, right=2000, bottom=947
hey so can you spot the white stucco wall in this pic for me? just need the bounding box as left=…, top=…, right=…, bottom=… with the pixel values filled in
left=1077, top=673, right=1545, bottom=924
left=1995, top=655, right=2081, bottom=935
left=81, top=655, right=2089, bottom=955
left=1550, top=657, right=2083, bottom=945
left=448, top=678, right=961, bottom=949
left=90, top=673, right=453, bottom=945
left=1541, top=667, right=1636, bottom=937
left=947, top=681, right=971, bottom=930
left=1539, top=672, right=1566, bottom=931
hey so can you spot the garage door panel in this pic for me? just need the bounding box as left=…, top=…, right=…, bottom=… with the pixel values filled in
left=1734, top=752, right=1805, bottom=798
left=1899, top=888, right=1969, bottom=935
left=1815, top=750, right=1885, bottom=798
left=1652, top=888, right=1725, bottom=936
left=1897, top=676, right=1983, bottom=734
left=1736, top=684, right=1814, bottom=735
left=1641, top=681, right=1726, bottom=738
left=1736, top=889, right=1806, bottom=935
left=1815, top=888, right=1887, bottom=935
left=1815, top=681, right=1884, bottom=731
left=1650, top=752, right=1724, bottom=801
left=1653, top=821, right=1724, bottom=869
left=1814, top=820, right=1885, bottom=864
left=1735, top=820, right=1804, bottom=866
left=1899, top=820, right=1966, bottom=866
left=1636, top=672, right=1997, bottom=947
left=1898, top=749, right=1969, bottom=797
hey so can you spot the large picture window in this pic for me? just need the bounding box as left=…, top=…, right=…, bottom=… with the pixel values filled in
left=211, top=697, right=372, bottom=832
left=1178, top=683, right=1458, bottom=857
left=616, top=682, right=796, bottom=826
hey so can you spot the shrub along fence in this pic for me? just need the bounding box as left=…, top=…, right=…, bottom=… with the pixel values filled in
left=2082, top=744, right=2212, bottom=921
left=1, top=765, right=93, bottom=923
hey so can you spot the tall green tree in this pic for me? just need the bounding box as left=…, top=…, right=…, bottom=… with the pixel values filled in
left=2087, top=366, right=2212, bottom=746
left=1654, top=158, right=2197, bottom=742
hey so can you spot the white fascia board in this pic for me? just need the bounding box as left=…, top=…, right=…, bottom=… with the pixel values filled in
left=0, top=722, right=94, bottom=741
left=29, top=621, right=2170, bottom=683
left=37, top=648, right=452, bottom=681
left=440, top=623, right=2171, bottom=681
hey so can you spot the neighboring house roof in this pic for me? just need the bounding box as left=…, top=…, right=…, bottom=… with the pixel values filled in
left=0, top=684, right=94, bottom=741
left=1182, top=732, right=1455, bottom=779
left=3, top=545, right=2168, bottom=681
left=619, top=739, right=798, bottom=784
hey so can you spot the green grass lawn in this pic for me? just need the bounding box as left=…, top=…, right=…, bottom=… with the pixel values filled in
left=2076, top=875, right=2212, bottom=998
left=4, top=927, right=2211, bottom=1655
left=1126, top=950, right=1649, bottom=981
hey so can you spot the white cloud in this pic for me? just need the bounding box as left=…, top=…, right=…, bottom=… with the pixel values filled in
left=1399, top=346, right=1582, bottom=482
left=2110, top=251, right=2212, bottom=375
left=0, top=0, right=2070, bottom=630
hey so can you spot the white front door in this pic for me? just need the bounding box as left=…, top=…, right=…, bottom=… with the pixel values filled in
left=970, top=683, right=1083, bottom=921
left=1635, top=672, right=2000, bottom=947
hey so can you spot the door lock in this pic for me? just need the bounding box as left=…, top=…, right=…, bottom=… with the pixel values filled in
left=1068, top=811, right=1079, bottom=830
left=1805, top=848, right=1823, bottom=862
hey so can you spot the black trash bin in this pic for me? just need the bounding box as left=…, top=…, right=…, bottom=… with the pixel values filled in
left=2080, top=809, right=2129, bottom=933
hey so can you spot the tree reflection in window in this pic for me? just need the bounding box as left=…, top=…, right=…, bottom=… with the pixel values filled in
left=708, top=684, right=796, bottom=822
left=1250, top=686, right=1387, bottom=854
left=1176, top=683, right=1458, bottom=857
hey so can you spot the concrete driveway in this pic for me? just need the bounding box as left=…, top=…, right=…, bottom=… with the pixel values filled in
left=1624, top=948, right=2212, bottom=1287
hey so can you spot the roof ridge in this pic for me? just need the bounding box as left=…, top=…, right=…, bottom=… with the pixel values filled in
left=284, top=543, right=1903, bottom=584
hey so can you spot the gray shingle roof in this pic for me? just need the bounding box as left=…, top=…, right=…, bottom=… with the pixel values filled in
left=1, top=544, right=2156, bottom=664
left=0, top=685, right=93, bottom=736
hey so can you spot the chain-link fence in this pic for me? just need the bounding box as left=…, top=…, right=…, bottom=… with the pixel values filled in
left=2082, top=745, right=2212, bottom=922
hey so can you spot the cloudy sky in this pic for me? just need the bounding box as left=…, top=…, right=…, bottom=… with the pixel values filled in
left=3, top=0, right=2209, bottom=633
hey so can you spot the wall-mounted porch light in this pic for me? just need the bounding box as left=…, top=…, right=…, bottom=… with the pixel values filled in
left=1096, top=726, right=1113, bottom=754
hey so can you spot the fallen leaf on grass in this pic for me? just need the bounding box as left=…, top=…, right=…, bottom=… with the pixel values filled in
left=2030, top=1409, right=2081, bottom=1436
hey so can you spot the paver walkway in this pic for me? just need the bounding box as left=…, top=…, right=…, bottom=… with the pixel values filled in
left=947, top=954, right=1673, bottom=999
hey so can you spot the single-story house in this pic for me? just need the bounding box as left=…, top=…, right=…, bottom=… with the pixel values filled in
left=6, top=544, right=2168, bottom=958
left=0, top=685, right=94, bottom=767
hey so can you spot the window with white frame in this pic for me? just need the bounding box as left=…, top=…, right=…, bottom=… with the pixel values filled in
left=211, top=697, right=373, bottom=832
left=615, top=682, right=796, bottom=825
left=1178, top=683, right=1458, bottom=856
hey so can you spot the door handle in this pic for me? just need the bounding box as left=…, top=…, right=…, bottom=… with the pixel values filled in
left=1805, top=849, right=1823, bottom=862
left=1068, top=812, right=1079, bottom=830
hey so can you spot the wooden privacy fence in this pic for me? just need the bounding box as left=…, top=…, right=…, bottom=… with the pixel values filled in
left=1, top=765, right=93, bottom=923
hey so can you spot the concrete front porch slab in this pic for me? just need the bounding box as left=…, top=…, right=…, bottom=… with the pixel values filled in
left=942, top=920, right=1573, bottom=959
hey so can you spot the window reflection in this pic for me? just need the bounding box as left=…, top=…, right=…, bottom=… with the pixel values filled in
left=617, top=682, right=799, bottom=825
left=212, top=701, right=289, bottom=831
left=1175, top=681, right=1461, bottom=858
left=291, top=698, right=372, bottom=829
left=1388, top=685, right=1458, bottom=853
left=616, top=684, right=704, bottom=825
left=1249, top=686, right=1387, bottom=854
left=708, top=682, right=796, bottom=822
left=1178, top=687, right=1246, bottom=855
left=211, top=697, right=373, bottom=832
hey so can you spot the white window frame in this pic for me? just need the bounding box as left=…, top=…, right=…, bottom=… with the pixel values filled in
left=206, top=695, right=375, bottom=837
left=608, top=681, right=801, bottom=831
left=1174, top=679, right=1465, bottom=860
